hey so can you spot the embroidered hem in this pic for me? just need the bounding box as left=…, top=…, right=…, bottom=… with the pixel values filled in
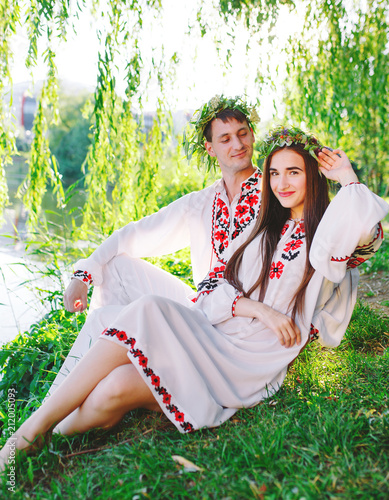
left=102, top=327, right=195, bottom=433
left=309, top=324, right=319, bottom=342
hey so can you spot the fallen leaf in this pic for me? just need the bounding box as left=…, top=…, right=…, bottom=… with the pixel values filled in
left=171, top=455, right=203, bottom=472
left=248, top=481, right=267, bottom=499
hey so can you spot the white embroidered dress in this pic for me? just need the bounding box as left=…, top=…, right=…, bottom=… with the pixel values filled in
left=51, top=182, right=388, bottom=433
left=48, top=172, right=262, bottom=395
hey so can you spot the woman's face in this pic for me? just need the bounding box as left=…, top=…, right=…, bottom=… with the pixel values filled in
left=269, top=148, right=307, bottom=219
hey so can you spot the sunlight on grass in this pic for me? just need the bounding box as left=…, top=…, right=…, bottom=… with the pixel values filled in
left=1, top=288, right=388, bottom=497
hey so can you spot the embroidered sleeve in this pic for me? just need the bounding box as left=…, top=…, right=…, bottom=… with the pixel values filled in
left=190, top=277, right=242, bottom=325
left=345, top=222, right=384, bottom=269
left=232, top=292, right=243, bottom=317
left=73, top=192, right=195, bottom=286
left=310, top=183, right=389, bottom=283
left=72, top=269, right=93, bottom=287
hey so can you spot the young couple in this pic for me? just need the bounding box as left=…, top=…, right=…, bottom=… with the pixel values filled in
left=1, top=95, right=388, bottom=470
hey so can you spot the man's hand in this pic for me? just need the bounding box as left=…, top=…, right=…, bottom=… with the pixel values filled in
left=63, top=279, right=88, bottom=312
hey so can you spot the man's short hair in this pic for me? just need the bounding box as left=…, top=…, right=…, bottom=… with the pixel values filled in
left=203, top=109, right=249, bottom=142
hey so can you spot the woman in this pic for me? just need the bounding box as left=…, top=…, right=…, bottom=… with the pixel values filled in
left=1, top=126, right=387, bottom=470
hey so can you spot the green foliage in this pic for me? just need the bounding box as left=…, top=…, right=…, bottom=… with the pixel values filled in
left=0, top=310, right=83, bottom=413
left=49, top=92, right=93, bottom=183
left=284, top=0, right=389, bottom=194
left=0, top=0, right=20, bottom=222
left=148, top=248, right=195, bottom=289
left=156, top=138, right=215, bottom=207
left=341, top=300, right=389, bottom=352
left=217, top=0, right=295, bottom=30
left=17, top=50, right=65, bottom=228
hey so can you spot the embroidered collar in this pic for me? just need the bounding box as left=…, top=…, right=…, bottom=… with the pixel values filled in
left=214, top=168, right=261, bottom=198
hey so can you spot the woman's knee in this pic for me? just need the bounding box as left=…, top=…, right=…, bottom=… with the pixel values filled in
left=90, top=365, right=133, bottom=411
left=89, top=364, right=154, bottom=413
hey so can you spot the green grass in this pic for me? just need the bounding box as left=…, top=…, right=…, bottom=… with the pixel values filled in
left=1, top=301, right=388, bottom=499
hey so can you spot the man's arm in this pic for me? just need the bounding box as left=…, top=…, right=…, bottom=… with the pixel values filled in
left=64, top=279, right=88, bottom=312
left=63, top=189, right=205, bottom=312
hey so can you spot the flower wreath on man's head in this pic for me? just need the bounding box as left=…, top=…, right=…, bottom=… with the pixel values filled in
left=183, top=95, right=260, bottom=172
left=257, top=125, right=325, bottom=161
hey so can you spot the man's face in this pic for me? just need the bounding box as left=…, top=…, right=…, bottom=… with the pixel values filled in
left=204, top=118, right=255, bottom=175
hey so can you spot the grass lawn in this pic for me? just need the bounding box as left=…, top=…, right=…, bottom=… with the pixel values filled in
left=1, top=300, right=388, bottom=499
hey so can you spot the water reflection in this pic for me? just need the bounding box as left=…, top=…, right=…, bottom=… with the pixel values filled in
left=0, top=156, right=85, bottom=342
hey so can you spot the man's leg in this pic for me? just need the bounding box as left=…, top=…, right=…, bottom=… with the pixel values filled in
left=48, top=256, right=192, bottom=397
left=90, top=254, right=192, bottom=312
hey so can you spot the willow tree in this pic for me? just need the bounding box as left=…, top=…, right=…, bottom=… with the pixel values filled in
left=1, top=0, right=387, bottom=233
left=0, top=0, right=176, bottom=235
left=218, top=0, right=389, bottom=194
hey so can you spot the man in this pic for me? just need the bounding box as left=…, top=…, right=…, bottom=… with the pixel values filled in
left=49, top=95, right=262, bottom=398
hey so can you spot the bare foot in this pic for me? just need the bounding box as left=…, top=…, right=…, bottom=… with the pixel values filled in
left=0, top=428, right=52, bottom=473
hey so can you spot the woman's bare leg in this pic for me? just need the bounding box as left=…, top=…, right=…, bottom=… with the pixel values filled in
left=0, top=339, right=155, bottom=471
left=56, top=364, right=161, bottom=435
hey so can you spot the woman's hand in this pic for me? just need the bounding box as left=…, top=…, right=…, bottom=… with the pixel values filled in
left=256, top=302, right=301, bottom=348
left=317, top=148, right=359, bottom=186
left=234, top=297, right=301, bottom=348
left=63, top=279, right=88, bottom=312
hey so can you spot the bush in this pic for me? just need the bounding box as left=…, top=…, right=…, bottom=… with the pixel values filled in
left=0, top=309, right=86, bottom=429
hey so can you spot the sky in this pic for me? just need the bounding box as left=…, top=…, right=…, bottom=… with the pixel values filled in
left=11, top=0, right=304, bottom=121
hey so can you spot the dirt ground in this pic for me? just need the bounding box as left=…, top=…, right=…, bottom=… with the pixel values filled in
left=358, top=270, right=389, bottom=315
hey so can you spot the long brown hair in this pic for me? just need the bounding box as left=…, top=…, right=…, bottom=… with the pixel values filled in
left=224, top=143, right=330, bottom=320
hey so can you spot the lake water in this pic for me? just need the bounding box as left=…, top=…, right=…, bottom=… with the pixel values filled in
left=0, top=158, right=80, bottom=345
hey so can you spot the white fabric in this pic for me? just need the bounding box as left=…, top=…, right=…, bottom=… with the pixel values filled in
left=48, top=172, right=262, bottom=396
left=49, top=182, right=388, bottom=433
left=74, top=177, right=254, bottom=289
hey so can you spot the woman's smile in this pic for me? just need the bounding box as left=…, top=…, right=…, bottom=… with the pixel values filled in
left=269, top=149, right=307, bottom=219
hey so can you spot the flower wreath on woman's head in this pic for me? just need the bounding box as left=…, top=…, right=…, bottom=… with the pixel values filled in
left=257, top=125, right=325, bottom=161
left=183, top=94, right=260, bottom=172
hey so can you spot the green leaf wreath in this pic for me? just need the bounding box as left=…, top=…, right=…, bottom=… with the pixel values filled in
left=257, top=125, right=324, bottom=161
left=183, top=95, right=260, bottom=172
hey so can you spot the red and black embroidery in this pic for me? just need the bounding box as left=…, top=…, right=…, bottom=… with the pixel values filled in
left=331, top=222, right=384, bottom=269
left=281, top=221, right=305, bottom=262
left=196, top=263, right=226, bottom=294
left=211, top=170, right=262, bottom=259
left=269, top=261, right=284, bottom=279
left=195, top=172, right=262, bottom=302
left=282, top=238, right=304, bottom=261
left=102, top=327, right=194, bottom=433
left=231, top=173, right=261, bottom=240
left=212, top=196, right=230, bottom=256
left=309, top=324, right=319, bottom=342
left=73, top=270, right=93, bottom=286
left=281, top=223, right=290, bottom=236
